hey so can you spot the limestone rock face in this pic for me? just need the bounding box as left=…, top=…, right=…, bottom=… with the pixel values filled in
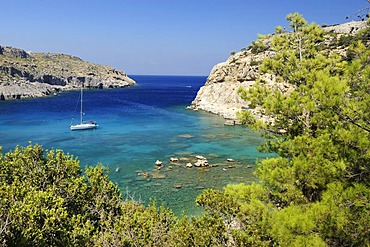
left=323, top=21, right=367, bottom=34
left=0, top=46, right=136, bottom=100
left=190, top=49, right=274, bottom=120
left=0, top=46, right=30, bottom=58
left=189, top=20, right=367, bottom=120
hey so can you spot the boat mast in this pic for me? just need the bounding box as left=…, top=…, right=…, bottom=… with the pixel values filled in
left=80, top=83, right=83, bottom=124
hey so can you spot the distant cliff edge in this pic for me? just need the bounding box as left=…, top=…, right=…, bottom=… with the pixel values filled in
left=0, top=46, right=136, bottom=100
left=189, top=21, right=367, bottom=121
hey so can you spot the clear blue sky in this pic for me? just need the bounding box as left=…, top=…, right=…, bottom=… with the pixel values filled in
left=0, top=0, right=368, bottom=75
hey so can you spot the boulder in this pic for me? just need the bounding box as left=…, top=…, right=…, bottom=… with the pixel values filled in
left=170, top=157, right=179, bottom=162
left=155, top=160, right=163, bottom=166
left=185, top=162, right=193, bottom=168
left=173, top=184, right=183, bottom=189
left=138, top=172, right=150, bottom=178
left=194, top=159, right=208, bottom=167
left=196, top=155, right=207, bottom=160
left=194, top=155, right=209, bottom=167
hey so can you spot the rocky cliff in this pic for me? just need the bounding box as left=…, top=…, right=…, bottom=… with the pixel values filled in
left=189, top=21, right=367, bottom=121
left=0, top=46, right=136, bottom=100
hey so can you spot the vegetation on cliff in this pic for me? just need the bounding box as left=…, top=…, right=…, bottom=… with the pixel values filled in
left=1, top=14, right=369, bottom=246
left=190, top=17, right=367, bottom=121
left=234, top=13, right=370, bottom=246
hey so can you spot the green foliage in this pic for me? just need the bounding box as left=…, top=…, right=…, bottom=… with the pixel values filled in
left=196, top=189, right=239, bottom=217
left=196, top=184, right=273, bottom=246
left=236, top=107, right=253, bottom=124
left=260, top=16, right=325, bottom=86
left=0, top=144, right=86, bottom=246
left=249, top=59, right=261, bottom=67
left=0, top=144, right=234, bottom=246
left=269, top=205, right=327, bottom=247
left=286, top=12, right=308, bottom=31
left=248, top=34, right=270, bottom=55
left=190, top=212, right=228, bottom=246
left=224, top=13, right=370, bottom=246
left=338, top=34, right=354, bottom=48
left=312, top=182, right=370, bottom=246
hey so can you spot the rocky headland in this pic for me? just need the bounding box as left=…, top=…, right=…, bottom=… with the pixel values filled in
left=0, top=46, right=136, bottom=100
left=189, top=21, right=367, bottom=122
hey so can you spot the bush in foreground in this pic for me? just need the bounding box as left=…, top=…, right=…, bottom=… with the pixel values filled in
left=0, top=144, right=228, bottom=246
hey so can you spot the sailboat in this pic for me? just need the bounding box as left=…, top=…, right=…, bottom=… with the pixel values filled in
left=70, top=83, right=98, bottom=131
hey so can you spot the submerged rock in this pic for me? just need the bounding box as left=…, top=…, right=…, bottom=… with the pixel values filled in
left=195, top=155, right=207, bottom=160
left=178, top=134, right=194, bottom=138
left=173, top=184, right=183, bottom=189
left=224, top=120, right=242, bottom=126
left=138, top=172, right=150, bottom=178
left=155, top=160, right=163, bottom=166
left=186, top=162, right=193, bottom=168
left=152, top=173, right=167, bottom=179
left=194, top=155, right=209, bottom=167
left=170, top=157, right=179, bottom=162
left=194, top=159, right=208, bottom=167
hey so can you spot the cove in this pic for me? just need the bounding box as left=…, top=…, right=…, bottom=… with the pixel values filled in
left=0, top=75, right=269, bottom=215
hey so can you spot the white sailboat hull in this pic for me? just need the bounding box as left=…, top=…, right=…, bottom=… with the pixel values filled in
left=70, top=83, right=98, bottom=131
left=70, top=122, right=98, bottom=131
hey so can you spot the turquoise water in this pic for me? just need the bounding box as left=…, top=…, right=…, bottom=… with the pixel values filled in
left=0, top=75, right=268, bottom=215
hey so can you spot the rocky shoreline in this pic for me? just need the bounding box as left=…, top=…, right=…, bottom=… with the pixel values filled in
left=0, top=46, right=136, bottom=100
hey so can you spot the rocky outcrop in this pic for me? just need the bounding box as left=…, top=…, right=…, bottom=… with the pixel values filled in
left=0, top=46, right=30, bottom=58
left=189, top=49, right=275, bottom=120
left=323, top=21, right=367, bottom=34
left=189, top=21, right=367, bottom=120
left=0, top=46, right=136, bottom=100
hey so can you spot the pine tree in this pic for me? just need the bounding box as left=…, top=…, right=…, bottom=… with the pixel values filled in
left=198, top=13, right=370, bottom=246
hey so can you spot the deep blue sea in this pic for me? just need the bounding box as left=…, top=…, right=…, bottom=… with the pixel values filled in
left=0, top=75, right=268, bottom=215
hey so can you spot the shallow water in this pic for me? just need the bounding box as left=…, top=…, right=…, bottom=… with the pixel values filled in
left=0, top=75, right=269, bottom=215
